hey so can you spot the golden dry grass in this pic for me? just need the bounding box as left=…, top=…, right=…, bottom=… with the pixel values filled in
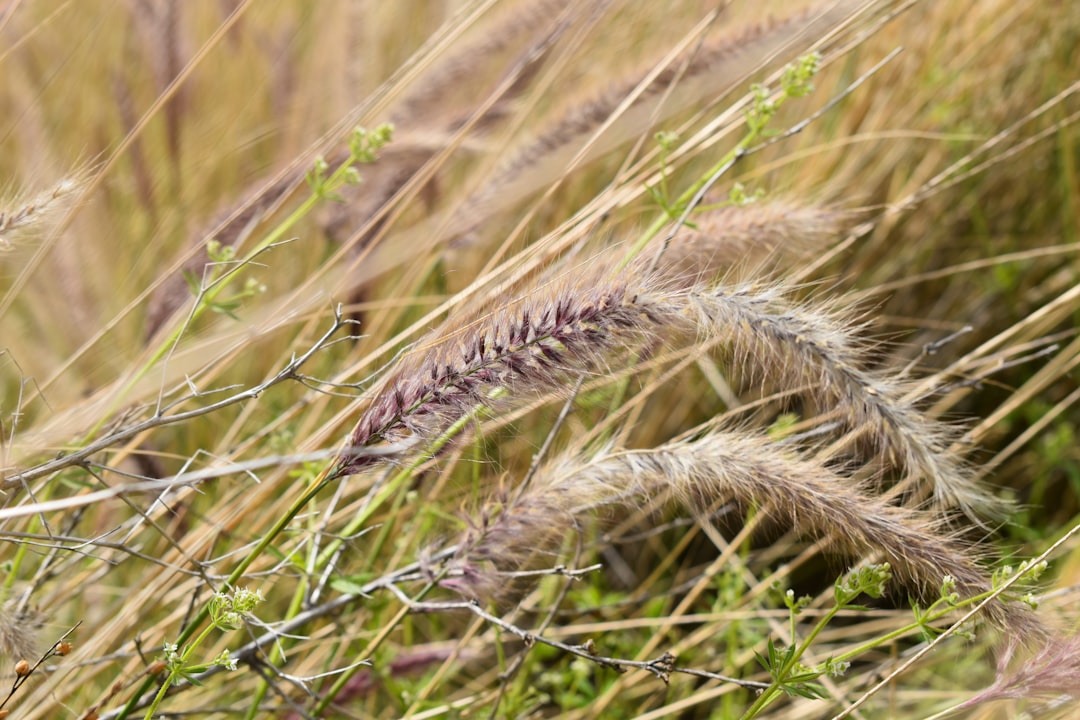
left=1, top=1, right=1079, bottom=718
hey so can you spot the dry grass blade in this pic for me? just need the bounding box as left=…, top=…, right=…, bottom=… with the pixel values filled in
left=0, top=0, right=1076, bottom=717
left=448, top=0, right=865, bottom=242
left=389, top=0, right=577, bottom=130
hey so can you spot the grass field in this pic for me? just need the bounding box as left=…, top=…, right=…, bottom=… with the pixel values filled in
left=1, top=1, right=1079, bottom=718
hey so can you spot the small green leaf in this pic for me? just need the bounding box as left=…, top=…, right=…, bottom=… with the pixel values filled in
left=330, top=576, right=373, bottom=596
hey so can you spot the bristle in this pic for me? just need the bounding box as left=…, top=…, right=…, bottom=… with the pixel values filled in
left=445, top=432, right=1044, bottom=641
left=0, top=176, right=83, bottom=251
left=676, top=281, right=1003, bottom=519
left=959, top=634, right=1080, bottom=709
left=332, top=264, right=675, bottom=476
left=652, top=200, right=850, bottom=284
left=334, top=249, right=999, bottom=521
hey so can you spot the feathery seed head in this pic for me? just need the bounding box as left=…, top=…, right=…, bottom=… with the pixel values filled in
left=652, top=201, right=850, bottom=285
left=960, top=633, right=1080, bottom=709
left=439, top=431, right=1042, bottom=642
left=0, top=597, right=41, bottom=666
left=332, top=265, right=675, bottom=477
left=0, top=176, right=83, bottom=251
left=334, top=245, right=999, bottom=527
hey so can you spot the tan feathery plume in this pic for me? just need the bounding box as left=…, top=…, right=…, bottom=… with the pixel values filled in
left=0, top=177, right=83, bottom=252
left=443, top=432, right=1044, bottom=641
left=332, top=249, right=998, bottom=519
left=958, top=633, right=1080, bottom=710
left=652, top=199, right=851, bottom=284
left=0, top=597, right=40, bottom=665
left=675, top=280, right=995, bottom=517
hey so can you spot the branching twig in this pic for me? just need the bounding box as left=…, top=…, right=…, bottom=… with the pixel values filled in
left=0, top=447, right=405, bottom=522
left=0, top=623, right=80, bottom=711
left=3, top=307, right=354, bottom=489
left=383, top=583, right=769, bottom=690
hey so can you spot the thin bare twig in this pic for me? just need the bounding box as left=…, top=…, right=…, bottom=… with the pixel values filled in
left=0, top=623, right=81, bottom=711
left=3, top=307, right=354, bottom=489
left=383, top=583, right=769, bottom=690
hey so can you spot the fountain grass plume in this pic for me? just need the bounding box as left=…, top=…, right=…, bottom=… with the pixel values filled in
left=0, top=176, right=84, bottom=251
left=675, top=280, right=999, bottom=518
left=443, top=430, right=1044, bottom=642
left=331, top=243, right=999, bottom=522
left=653, top=199, right=851, bottom=283
left=330, top=260, right=678, bottom=477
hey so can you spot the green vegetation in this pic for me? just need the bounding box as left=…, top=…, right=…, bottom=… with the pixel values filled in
left=1, top=1, right=1078, bottom=718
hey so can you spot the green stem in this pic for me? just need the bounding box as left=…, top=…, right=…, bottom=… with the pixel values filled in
left=116, top=468, right=334, bottom=720
left=621, top=135, right=755, bottom=268
left=112, top=126, right=394, bottom=719
left=119, top=370, right=470, bottom=718
left=311, top=580, right=439, bottom=716
left=5, top=483, right=56, bottom=593
left=141, top=622, right=217, bottom=720
left=317, top=407, right=483, bottom=569
left=84, top=157, right=357, bottom=444
left=831, top=597, right=977, bottom=665
left=620, top=68, right=819, bottom=268
left=739, top=605, right=842, bottom=720
left=741, top=588, right=996, bottom=720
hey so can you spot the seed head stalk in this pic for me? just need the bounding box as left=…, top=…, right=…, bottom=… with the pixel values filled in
left=319, top=401, right=489, bottom=571
left=140, top=617, right=228, bottom=719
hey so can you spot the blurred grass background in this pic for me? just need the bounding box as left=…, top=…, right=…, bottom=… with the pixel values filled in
left=1, top=0, right=1079, bottom=717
